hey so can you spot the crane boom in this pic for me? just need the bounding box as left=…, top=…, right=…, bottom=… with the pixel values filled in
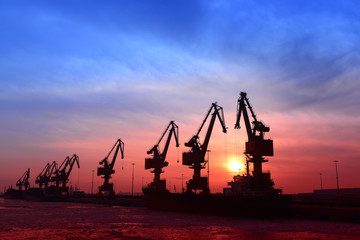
left=99, top=139, right=124, bottom=170
left=201, top=103, right=227, bottom=156
left=235, top=92, right=270, bottom=141
left=235, top=92, right=253, bottom=140
left=146, top=121, right=179, bottom=166
left=57, top=156, right=70, bottom=173
left=161, top=121, right=180, bottom=159
left=194, top=103, right=227, bottom=137
left=65, top=154, right=80, bottom=178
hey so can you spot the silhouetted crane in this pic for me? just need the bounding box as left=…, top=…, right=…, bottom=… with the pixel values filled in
left=233, top=91, right=280, bottom=194
left=97, top=139, right=124, bottom=198
left=35, top=161, right=58, bottom=188
left=145, top=121, right=179, bottom=191
left=183, top=102, right=227, bottom=194
left=16, top=168, right=30, bottom=191
left=51, top=154, right=80, bottom=196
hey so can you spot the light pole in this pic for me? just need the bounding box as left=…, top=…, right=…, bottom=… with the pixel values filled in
left=131, top=163, right=135, bottom=196
left=207, top=150, right=211, bottom=189
left=320, top=173, right=323, bottom=191
left=91, top=170, right=94, bottom=195
left=181, top=174, right=184, bottom=193
left=334, top=160, right=339, bottom=195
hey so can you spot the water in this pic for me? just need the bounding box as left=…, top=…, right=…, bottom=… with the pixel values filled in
left=0, top=198, right=359, bottom=239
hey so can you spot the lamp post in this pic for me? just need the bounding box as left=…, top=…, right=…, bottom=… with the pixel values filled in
left=207, top=150, right=211, bottom=189
left=181, top=174, right=184, bottom=193
left=91, top=170, right=94, bottom=195
left=131, top=163, right=135, bottom=196
left=334, top=160, right=339, bottom=195
left=320, top=173, right=323, bottom=191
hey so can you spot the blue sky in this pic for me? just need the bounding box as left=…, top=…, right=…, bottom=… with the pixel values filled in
left=1, top=1, right=359, bottom=108
left=1, top=0, right=360, bottom=193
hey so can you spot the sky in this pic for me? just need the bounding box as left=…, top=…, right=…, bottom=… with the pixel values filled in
left=1, top=0, right=360, bottom=194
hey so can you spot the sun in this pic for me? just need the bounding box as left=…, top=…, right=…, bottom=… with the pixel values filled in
left=228, top=160, right=243, bottom=173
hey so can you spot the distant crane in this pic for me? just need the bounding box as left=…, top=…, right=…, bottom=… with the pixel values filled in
left=35, top=161, right=58, bottom=188
left=233, top=91, right=281, bottom=194
left=51, top=154, right=80, bottom=196
left=16, top=168, right=30, bottom=191
left=183, top=102, right=227, bottom=194
left=145, top=121, right=179, bottom=191
left=97, top=138, right=124, bottom=198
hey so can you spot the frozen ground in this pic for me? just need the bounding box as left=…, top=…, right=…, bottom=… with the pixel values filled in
left=0, top=198, right=359, bottom=240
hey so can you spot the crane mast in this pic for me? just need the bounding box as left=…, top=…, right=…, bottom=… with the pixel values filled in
left=52, top=154, right=80, bottom=196
left=183, top=102, right=227, bottom=194
left=16, top=168, right=30, bottom=191
left=233, top=92, right=280, bottom=194
left=145, top=121, right=179, bottom=191
left=97, top=138, right=124, bottom=198
left=35, top=161, right=58, bottom=188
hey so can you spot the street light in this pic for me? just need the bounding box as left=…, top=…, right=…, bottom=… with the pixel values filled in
left=181, top=174, right=184, bottom=193
left=131, top=163, right=135, bottom=196
left=91, top=170, right=94, bottom=195
left=207, top=150, right=211, bottom=189
left=334, top=160, right=339, bottom=195
left=320, top=173, right=323, bottom=191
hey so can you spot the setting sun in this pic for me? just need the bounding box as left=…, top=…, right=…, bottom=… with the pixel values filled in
left=228, top=160, right=243, bottom=173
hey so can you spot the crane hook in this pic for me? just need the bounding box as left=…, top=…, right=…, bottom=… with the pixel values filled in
left=177, top=147, right=180, bottom=163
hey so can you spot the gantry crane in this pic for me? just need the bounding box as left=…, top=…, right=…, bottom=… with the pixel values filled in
left=183, top=103, right=227, bottom=194
left=51, top=154, right=80, bottom=196
left=35, top=161, right=58, bottom=188
left=97, top=138, right=124, bottom=198
left=145, top=121, right=179, bottom=191
left=233, top=91, right=281, bottom=194
left=16, top=168, right=30, bottom=191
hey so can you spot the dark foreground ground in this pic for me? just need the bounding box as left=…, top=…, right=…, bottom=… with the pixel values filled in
left=1, top=198, right=359, bottom=240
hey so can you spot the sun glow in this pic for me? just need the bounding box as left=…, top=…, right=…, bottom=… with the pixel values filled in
left=228, top=160, right=243, bottom=173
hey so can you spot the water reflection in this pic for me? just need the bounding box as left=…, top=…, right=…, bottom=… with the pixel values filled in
left=0, top=199, right=359, bottom=240
left=63, top=206, right=97, bottom=209
left=0, top=205, right=28, bottom=209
